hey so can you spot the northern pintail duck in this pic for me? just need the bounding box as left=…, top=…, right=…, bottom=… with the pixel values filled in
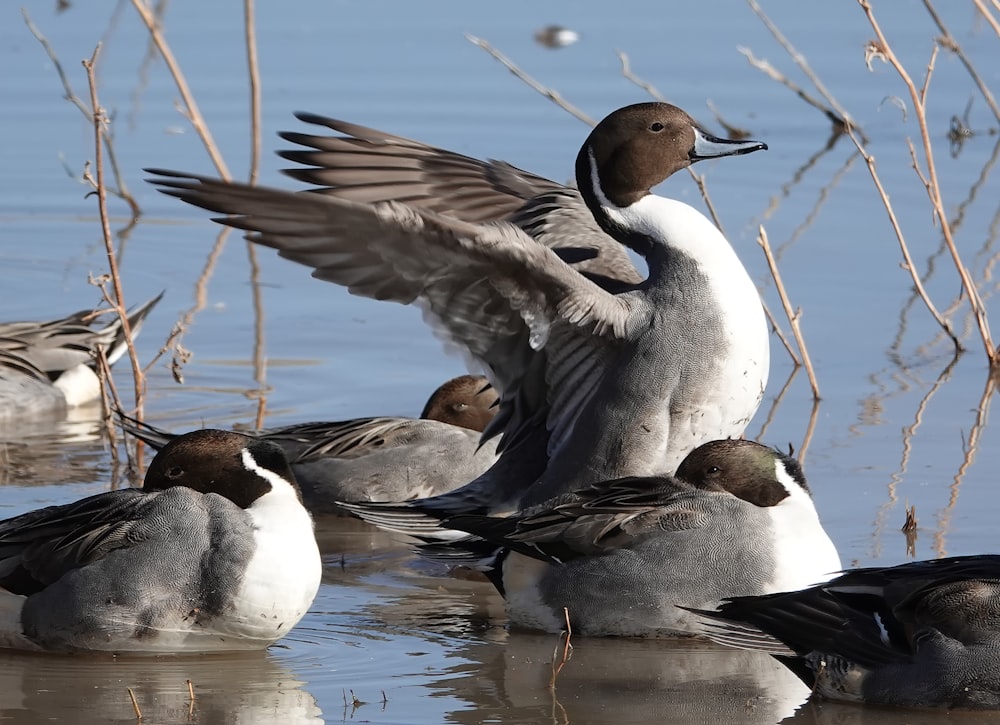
left=694, top=555, right=1000, bottom=709
left=423, top=440, right=840, bottom=637
left=147, top=102, right=769, bottom=522
left=0, top=428, right=320, bottom=653
left=0, top=293, right=162, bottom=423
left=121, top=375, right=500, bottom=511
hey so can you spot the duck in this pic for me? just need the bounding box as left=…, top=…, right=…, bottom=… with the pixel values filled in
left=0, top=293, right=162, bottom=423
left=147, top=102, right=769, bottom=527
left=0, top=428, right=321, bottom=653
left=120, top=375, right=501, bottom=511
left=692, top=555, right=1000, bottom=709
left=420, top=439, right=840, bottom=637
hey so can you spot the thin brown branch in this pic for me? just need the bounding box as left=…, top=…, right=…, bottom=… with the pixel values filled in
left=746, top=0, right=860, bottom=135
left=972, top=0, right=1000, bottom=39
left=615, top=50, right=665, bottom=101
left=465, top=34, right=595, bottom=126
left=243, top=0, right=268, bottom=428
left=798, top=395, right=820, bottom=463
left=22, top=9, right=140, bottom=217
left=83, top=47, right=147, bottom=442
left=922, top=0, right=1000, bottom=123
left=757, top=226, right=820, bottom=400
left=860, top=0, right=994, bottom=363
left=918, top=43, right=939, bottom=107
left=244, top=0, right=261, bottom=184
left=737, top=46, right=848, bottom=135
left=129, top=0, right=231, bottom=179
left=548, top=607, right=573, bottom=689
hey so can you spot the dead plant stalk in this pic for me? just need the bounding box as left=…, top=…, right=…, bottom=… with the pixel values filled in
left=757, top=226, right=820, bottom=400
left=859, top=0, right=995, bottom=364
left=83, top=46, right=148, bottom=452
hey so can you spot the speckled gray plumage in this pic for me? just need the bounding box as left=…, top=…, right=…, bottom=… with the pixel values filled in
left=13, top=486, right=256, bottom=651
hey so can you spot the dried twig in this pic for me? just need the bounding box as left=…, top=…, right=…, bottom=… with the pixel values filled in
left=972, top=0, right=1000, bottom=39
left=83, top=47, right=148, bottom=466
left=616, top=50, right=665, bottom=101
left=465, top=34, right=594, bottom=126
left=129, top=0, right=231, bottom=179
left=127, top=687, right=143, bottom=720
left=22, top=9, right=140, bottom=217
left=243, top=0, right=269, bottom=429
left=548, top=607, right=573, bottom=689
left=738, top=46, right=847, bottom=134
left=746, top=0, right=860, bottom=136
left=860, top=0, right=994, bottom=364
left=757, top=226, right=820, bottom=399
left=922, top=0, right=1000, bottom=123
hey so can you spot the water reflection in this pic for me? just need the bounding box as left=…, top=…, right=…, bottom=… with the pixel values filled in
left=433, top=633, right=808, bottom=725
left=0, top=650, right=323, bottom=725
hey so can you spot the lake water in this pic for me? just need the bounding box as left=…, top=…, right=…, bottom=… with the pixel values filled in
left=2, top=0, right=1000, bottom=722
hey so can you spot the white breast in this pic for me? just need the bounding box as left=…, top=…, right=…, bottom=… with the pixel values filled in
left=765, top=461, right=841, bottom=592
left=227, top=453, right=322, bottom=640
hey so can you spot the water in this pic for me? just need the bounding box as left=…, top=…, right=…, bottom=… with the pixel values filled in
left=1, top=0, right=1000, bottom=721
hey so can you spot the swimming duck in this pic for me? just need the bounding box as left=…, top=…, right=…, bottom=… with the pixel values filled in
left=147, top=102, right=768, bottom=523
left=121, top=375, right=500, bottom=511
left=0, top=428, right=321, bottom=653
left=693, top=555, right=1000, bottom=709
left=423, top=439, right=840, bottom=637
left=0, top=294, right=162, bottom=423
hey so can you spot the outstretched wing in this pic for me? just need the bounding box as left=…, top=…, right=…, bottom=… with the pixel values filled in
left=276, top=112, right=642, bottom=286
left=147, top=171, right=638, bottom=461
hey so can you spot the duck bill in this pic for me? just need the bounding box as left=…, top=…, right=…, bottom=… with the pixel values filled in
left=690, top=126, right=768, bottom=160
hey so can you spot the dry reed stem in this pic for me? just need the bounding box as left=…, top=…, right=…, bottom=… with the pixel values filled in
left=466, top=35, right=595, bottom=126
left=860, top=0, right=995, bottom=364
left=22, top=9, right=140, bottom=217
left=972, top=0, right=1000, bottom=39
left=922, top=0, right=1000, bottom=123
left=746, top=0, right=859, bottom=135
left=83, top=47, right=148, bottom=468
left=548, top=607, right=573, bottom=689
left=187, top=679, right=196, bottom=720
left=129, top=0, right=231, bottom=180
left=757, top=226, right=820, bottom=399
left=738, top=47, right=848, bottom=134
left=94, top=347, right=121, bottom=472
left=242, top=0, right=269, bottom=429
left=799, top=395, right=820, bottom=462
left=127, top=687, right=143, bottom=720
left=616, top=50, right=665, bottom=101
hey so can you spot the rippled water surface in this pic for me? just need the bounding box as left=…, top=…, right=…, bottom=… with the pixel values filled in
left=2, top=0, right=1000, bottom=722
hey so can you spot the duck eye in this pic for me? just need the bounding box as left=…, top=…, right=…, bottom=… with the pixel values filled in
left=167, top=466, right=184, bottom=479
left=649, top=122, right=665, bottom=132
left=707, top=466, right=721, bottom=474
